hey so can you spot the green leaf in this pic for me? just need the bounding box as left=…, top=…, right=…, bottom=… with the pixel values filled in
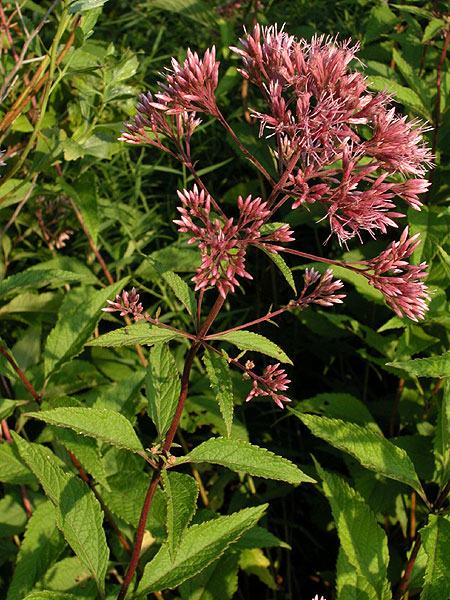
left=259, top=247, right=296, bottom=294
left=0, top=442, right=36, bottom=485
left=13, top=434, right=109, bottom=597
left=0, top=269, right=87, bottom=299
left=434, top=381, right=450, bottom=486
left=0, top=494, right=27, bottom=537
left=178, top=437, right=315, bottom=484
left=145, top=257, right=197, bottom=318
left=392, top=4, right=434, bottom=19
left=146, top=343, right=181, bottom=438
left=27, top=407, right=145, bottom=456
left=365, top=4, right=398, bottom=43
left=392, top=48, right=430, bottom=108
left=136, top=504, right=267, bottom=596
left=368, top=76, right=431, bottom=121
left=423, top=18, right=446, bottom=42
left=336, top=545, right=381, bottom=600
left=162, top=471, right=199, bottom=560
left=94, top=370, right=145, bottom=417
left=239, top=548, right=277, bottom=590
left=316, top=462, right=391, bottom=600
left=7, top=502, right=65, bottom=600
left=58, top=175, right=98, bottom=246
left=387, top=352, right=450, bottom=377
left=179, top=553, right=239, bottom=600
left=420, top=515, right=450, bottom=600
left=69, top=0, right=110, bottom=12
left=203, top=349, right=234, bottom=438
left=297, top=413, right=424, bottom=497
left=86, top=321, right=181, bottom=347
left=209, top=330, right=292, bottom=365
left=148, top=0, right=218, bottom=28
left=23, top=593, right=76, bottom=600
left=53, top=427, right=110, bottom=491
left=44, top=279, right=128, bottom=377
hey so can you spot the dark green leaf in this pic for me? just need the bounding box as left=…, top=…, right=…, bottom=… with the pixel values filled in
left=387, top=352, right=450, bottom=377
left=420, top=515, right=450, bottom=600
left=209, top=330, right=292, bottom=364
left=203, top=349, right=234, bottom=438
left=162, top=471, right=199, bottom=560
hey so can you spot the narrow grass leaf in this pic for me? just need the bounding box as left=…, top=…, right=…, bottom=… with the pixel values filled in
left=316, top=461, right=391, bottom=600
left=58, top=176, right=98, bottom=245
left=297, top=413, right=424, bottom=497
left=387, top=352, right=450, bottom=377
left=45, top=279, right=128, bottom=377
left=13, top=434, right=109, bottom=597
left=210, top=331, right=292, bottom=365
left=136, top=504, right=267, bottom=596
left=28, top=407, right=145, bottom=456
left=162, top=471, right=199, bottom=560
left=86, top=322, right=181, bottom=347
left=146, top=343, right=181, bottom=438
left=7, top=502, right=65, bottom=600
left=203, top=349, right=233, bottom=437
left=178, top=437, right=315, bottom=484
left=420, top=515, right=450, bottom=600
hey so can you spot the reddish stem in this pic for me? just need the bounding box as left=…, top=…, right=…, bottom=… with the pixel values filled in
left=394, top=536, right=422, bottom=600
left=0, top=342, right=40, bottom=403
left=116, top=294, right=225, bottom=600
left=2, top=419, right=33, bottom=517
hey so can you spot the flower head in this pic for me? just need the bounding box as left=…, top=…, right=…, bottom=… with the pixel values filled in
left=102, top=288, right=144, bottom=321
left=245, top=363, right=291, bottom=409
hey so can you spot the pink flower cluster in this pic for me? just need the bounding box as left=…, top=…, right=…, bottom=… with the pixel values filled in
left=296, top=268, right=346, bottom=308
left=102, top=288, right=144, bottom=320
left=246, top=362, right=291, bottom=409
left=174, top=184, right=294, bottom=297
left=231, top=26, right=432, bottom=245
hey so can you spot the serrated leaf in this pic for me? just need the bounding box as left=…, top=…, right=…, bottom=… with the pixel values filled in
left=0, top=442, right=36, bottom=485
left=23, top=593, right=76, bottom=600
left=368, top=76, right=431, bottom=120
left=420, top=515, right=450, bottom=600
left=203, top=349, right=233, bottom=437
left=145, top=257, right=197, bottom=318
left=45, top=279, right=128, bottom=377
left=146, top=343, right=181, bottom=438
left=7, top=502, right=65, bottom=600
left=27, top=407, right=145, bottom=456
left=296, top=413, right=424, bottom=497
left=392, top=4, right=434, bottom=19
left=179, top=552, right=239, bottom=600
left=209, top=330, right=292, bottom=365
left=423, top=18, right=446, bottom=42
left=392, top=48, right=429, bottom=108
left=336, top=545, right=380, bottom=600
left=235, top=526, right=290, bottom=550
left=136, top=504, right=267, bottom=596
left=260, top=247, right=296, bottom=294
left=86, top=321, right=181, bottom=347
left=162, top=471, right=199, bottom=560
left=0, top=269, right=87, bottom=299
left=316, top=462, right=391, bottom=600
left=58, top=175, right=98, bottom=246
left=178, top=437, right=315, bottom=484
left=54, top=427, right=110, bottom=491
left=94, top=370, right=145, bottom=419
left=387, top=352, right=450, bottom=377
left=13, top=434, right=109, bottom=597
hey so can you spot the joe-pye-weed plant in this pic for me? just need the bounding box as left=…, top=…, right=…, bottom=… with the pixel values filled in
left=2, top=1, right=450, bottom=599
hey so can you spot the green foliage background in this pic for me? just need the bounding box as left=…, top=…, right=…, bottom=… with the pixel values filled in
left=1, top=1, right=450, bottom=599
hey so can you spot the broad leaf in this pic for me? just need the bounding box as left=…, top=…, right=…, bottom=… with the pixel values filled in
left=162, top=471, right=199, bottom=560
left=178, top=553, right=239, bottom=600
left=45, top=279, right=128, bottom=377
left=0, top=442, right=36, bottom=485
left=203, top=349, right=233, bottom=437
left=136, top=504, right=267, bottom=596
left=0, top=269, right=87, bottom=299
left=297, top=413, right=424, bottom=497
left=336, top=546, right=381, bottom=600
left=147, top=257, right=197, bottom=318
left=209, top=330, right=292, bottom=365
left=146, top=343, right=181, bottom=438
left=316, top=461, right=391, bottom=600
left=7, top=502, right=65, bottom=600
left=420, top=515, right=450, bottom=600
left=27, top=407, right=146, bottom=457
left=178, top=437, right=315, bottom=484
left=387, top=352, right=450, bottom=377
left=13, top=434, right=109, bottom=596
left=86, top=321, right=181, bottom=347
left=368, top=76, right=431, bottom=121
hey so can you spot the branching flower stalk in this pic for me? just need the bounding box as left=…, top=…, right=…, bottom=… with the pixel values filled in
left=112, top=25, right=432, bottom=599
